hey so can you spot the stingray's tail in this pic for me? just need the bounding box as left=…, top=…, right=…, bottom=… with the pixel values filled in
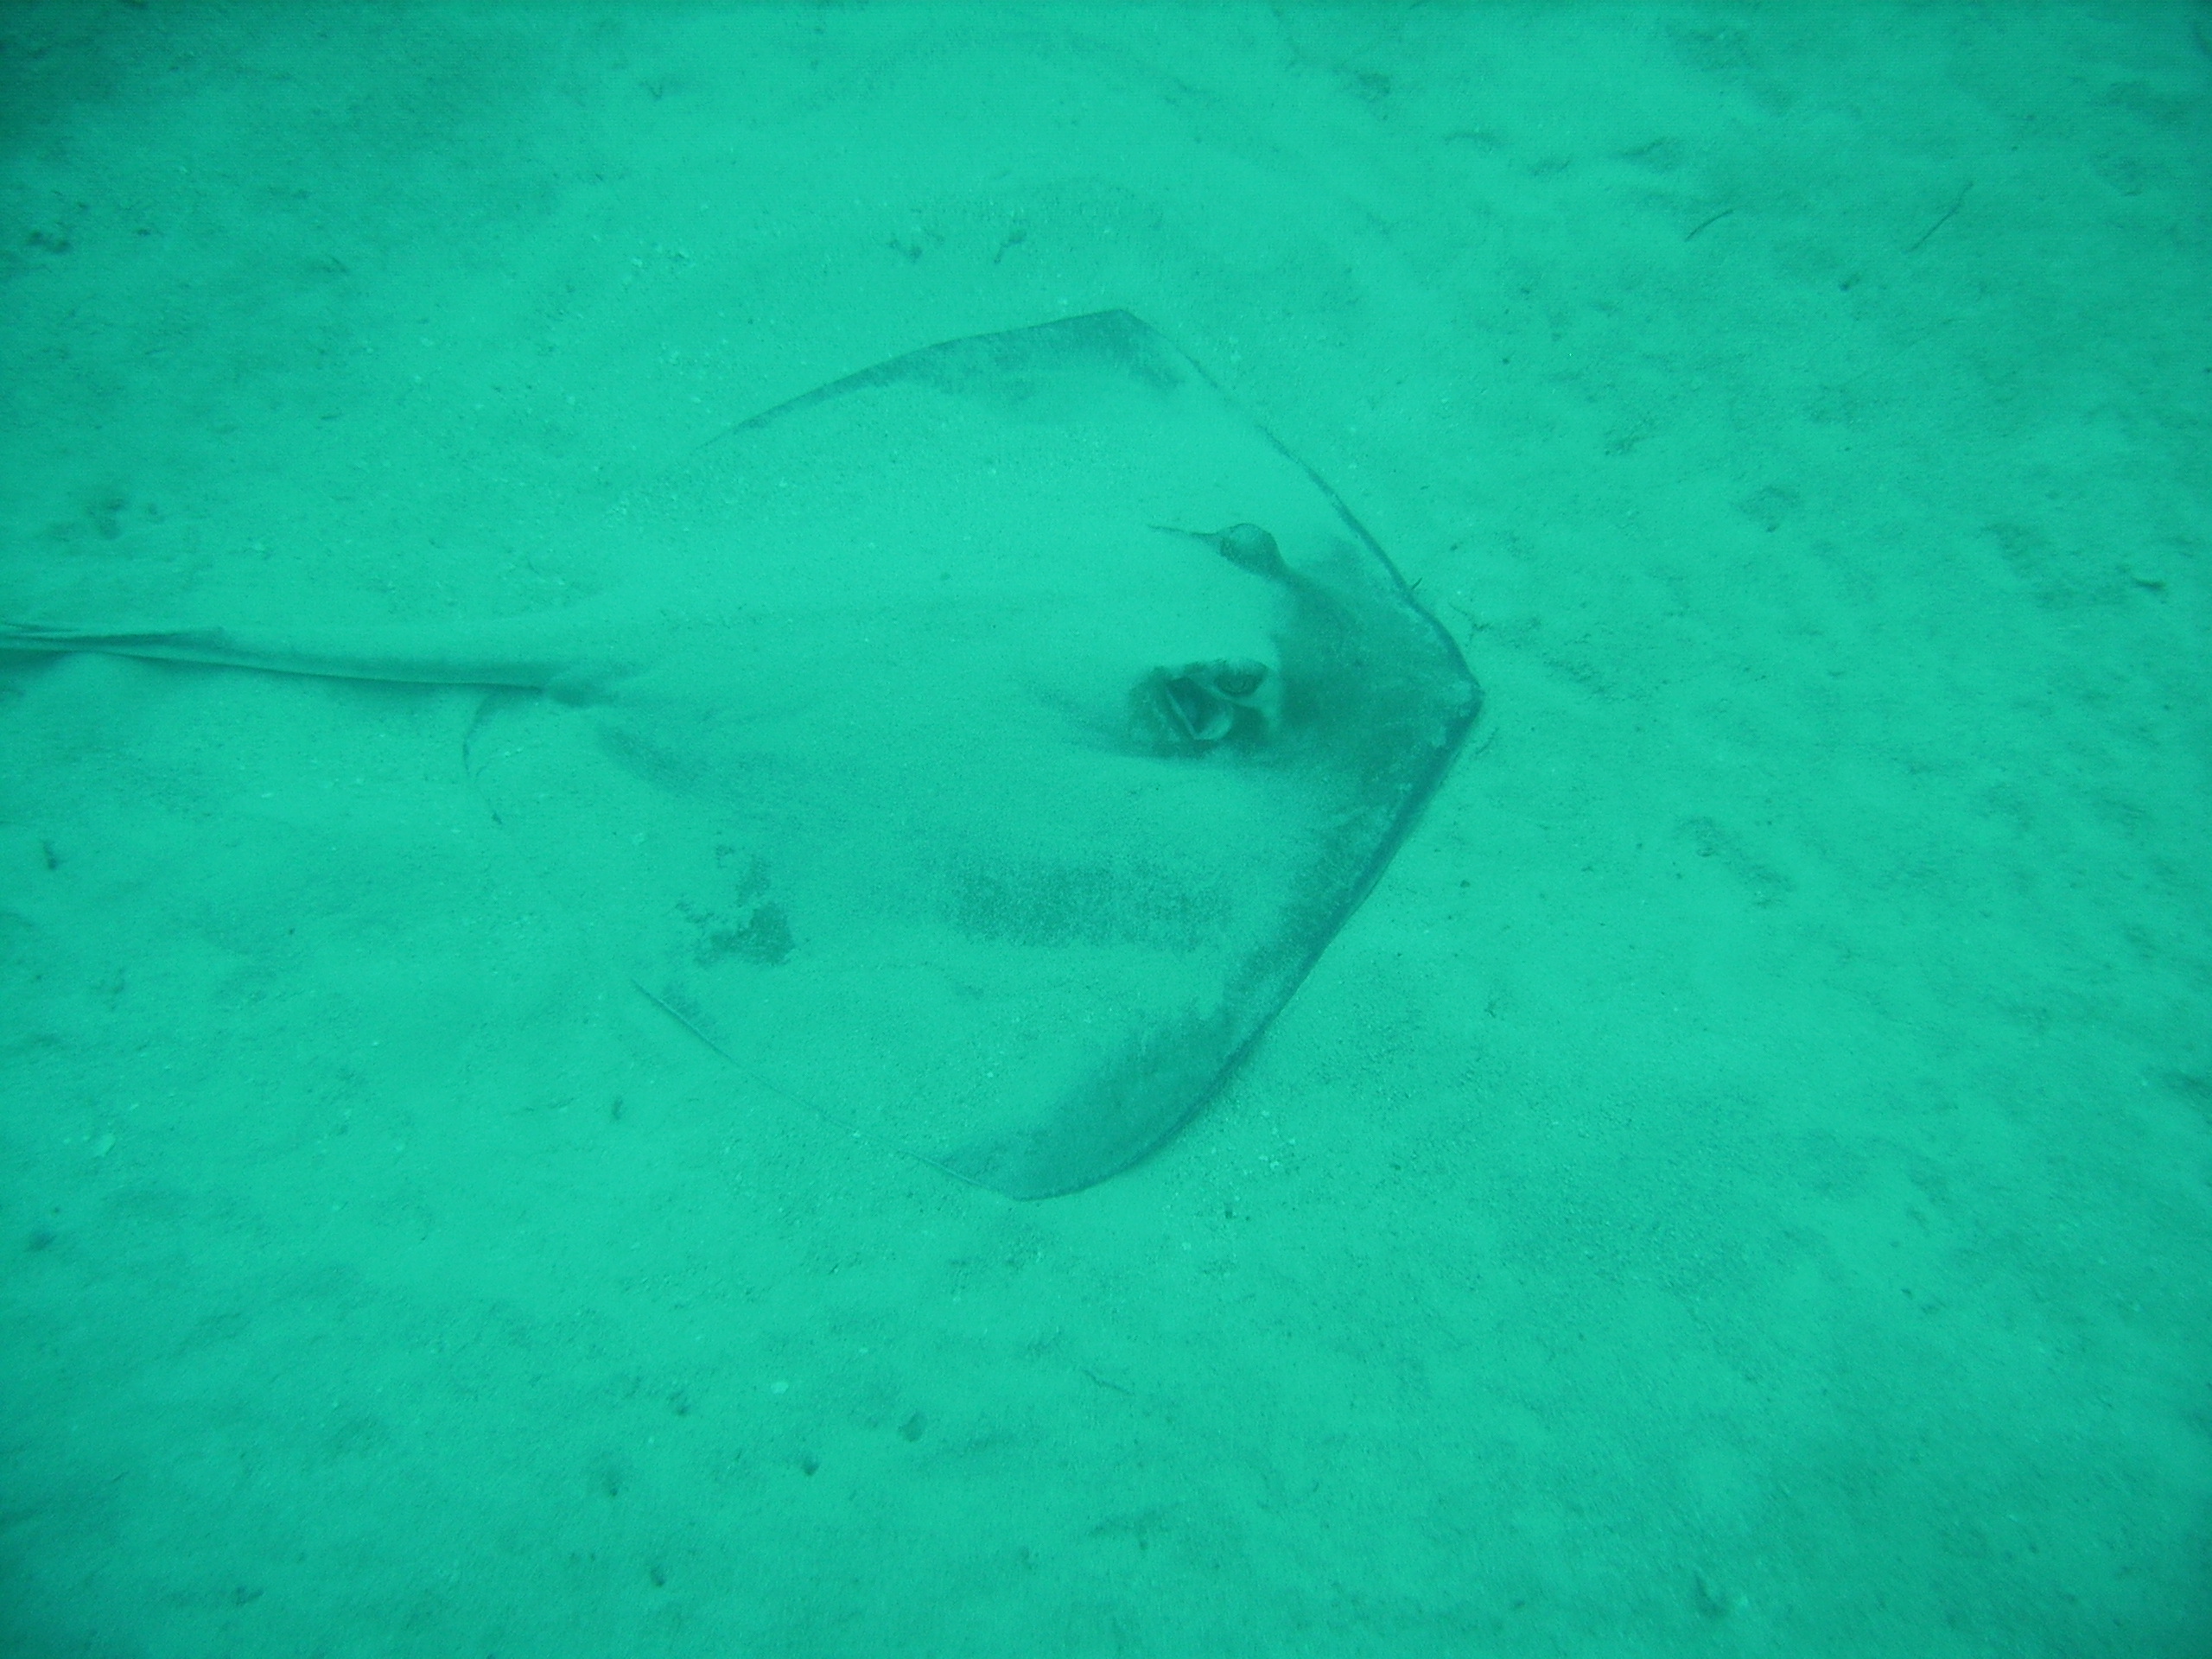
left=0, top=617, right=588, bottom=692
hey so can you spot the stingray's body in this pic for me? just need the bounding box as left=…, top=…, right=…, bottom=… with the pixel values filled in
left=3, top=313, right=1478, bottom=1198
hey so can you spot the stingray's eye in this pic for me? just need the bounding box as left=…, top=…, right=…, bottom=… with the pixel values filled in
left=1212, top=524, right=1284, bottom=577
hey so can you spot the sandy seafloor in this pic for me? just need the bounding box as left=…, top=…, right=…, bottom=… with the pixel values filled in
left=2, top=3, right=2208, bottom=1654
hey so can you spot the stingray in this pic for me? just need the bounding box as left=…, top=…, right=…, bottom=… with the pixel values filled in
left=3, top=313, right=1478, bottom=1198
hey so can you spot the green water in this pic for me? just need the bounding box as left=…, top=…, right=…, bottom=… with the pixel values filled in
left=3, top=3, right=2206, bottom=1654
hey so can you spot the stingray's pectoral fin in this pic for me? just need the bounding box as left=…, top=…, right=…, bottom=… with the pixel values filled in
left=937, top=1003, right=1252, bottom=1199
